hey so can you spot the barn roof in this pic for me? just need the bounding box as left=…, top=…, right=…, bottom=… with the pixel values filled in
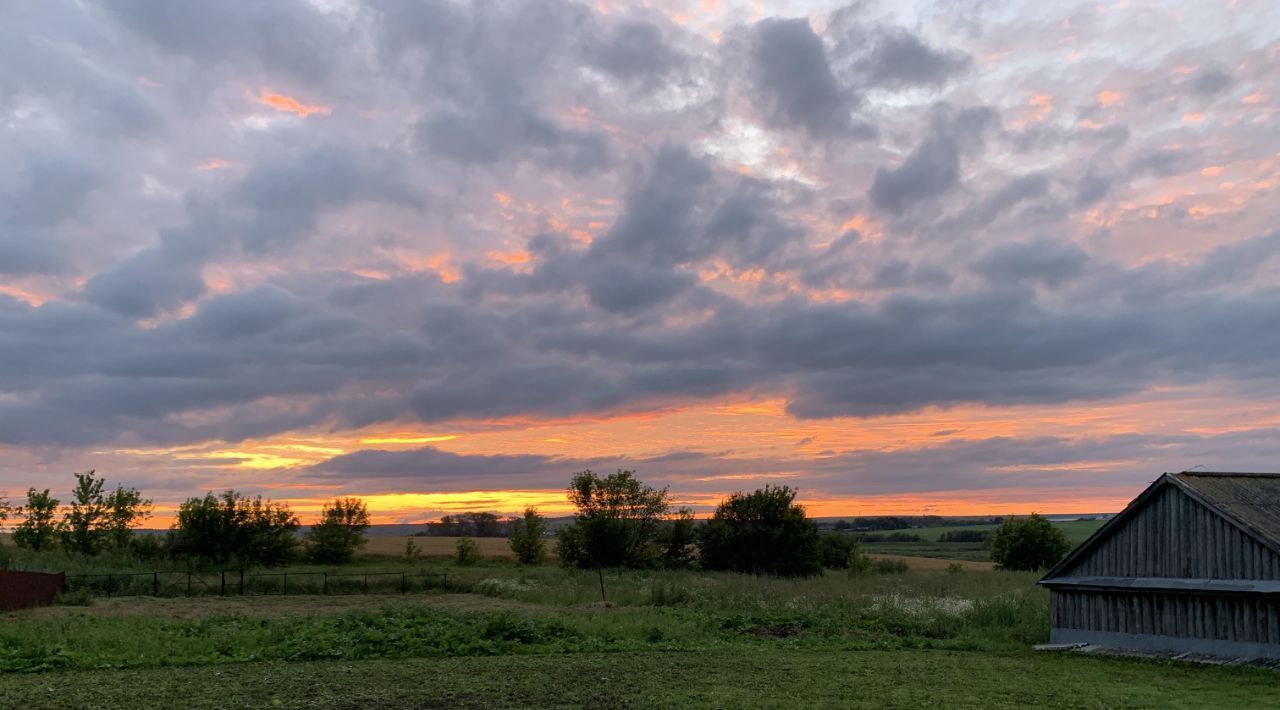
left=1041, top=471, right=1280, bottom=582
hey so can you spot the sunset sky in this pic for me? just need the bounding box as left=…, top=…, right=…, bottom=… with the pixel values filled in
left=2, top=0, right=1279, bottom=525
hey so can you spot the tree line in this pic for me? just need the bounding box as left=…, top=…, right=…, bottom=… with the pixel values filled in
left=0, top=471, right=370, bottom=567
left=2, top=469, right=1069, bottom=575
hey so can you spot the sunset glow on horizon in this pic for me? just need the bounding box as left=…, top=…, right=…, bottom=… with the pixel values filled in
left=3, top=0, right=1280, bottom=526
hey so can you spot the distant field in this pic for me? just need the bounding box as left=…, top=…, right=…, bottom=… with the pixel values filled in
left=901, top=519, right=1106, bottom=545
left=363, top=535, right=517, bottom=559
left=857, top=519, right=1106, bottom=563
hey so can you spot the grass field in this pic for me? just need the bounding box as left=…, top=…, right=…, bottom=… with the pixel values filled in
left=5, top=649, right=1279, bottom=709
left=2, top=547, right=1275, bottom=708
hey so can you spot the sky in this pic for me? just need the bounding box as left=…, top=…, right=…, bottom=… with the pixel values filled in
left=1, top=0, right=1279, bottom=525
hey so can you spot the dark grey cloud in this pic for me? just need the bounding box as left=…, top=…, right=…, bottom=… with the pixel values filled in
left=1189, top=69, right=1232, bottom=96
left=747, top=18, right=868, bottom=139
left=0, top=152, right=101, bottom=275
left=81, top=145, right=420, bottom=317
left=969, top=237, right=1089, bottom=287
left=857, top=28, right=971, bottom=89
left=102, top=0, right=346, bottom=85
left=586, top=19, right=682, bottom=87
left=868, top=104, right=998, bottom=214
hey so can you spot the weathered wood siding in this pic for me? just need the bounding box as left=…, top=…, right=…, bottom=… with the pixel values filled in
left=1052, top=589, right=1280, bottom=644
left=1060, top=485, right=1280, bottom=579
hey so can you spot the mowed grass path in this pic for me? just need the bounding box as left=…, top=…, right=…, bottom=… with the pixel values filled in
left=4, top=649, right=1278, bottom=709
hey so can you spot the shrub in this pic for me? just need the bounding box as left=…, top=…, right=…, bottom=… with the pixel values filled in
left=556, top=470, right=670, bottom=569
left=507, top=507, right=547, bottom=565
left=168, top=490, right=300, bottom=567
left=306, top=497, right=371, bottom=564
left=404, top=538, right=421, bottom=560
left=818, top=533, right=856, bottom=569
left=698, top=486, right=822, bottom=577
left=946, top=561, right=966, bottom=574
left=847, top=541, right=874, bottom=577
left=990, top=513, right=1071, bottom=571
left=455, top=537, right=480, bottom=566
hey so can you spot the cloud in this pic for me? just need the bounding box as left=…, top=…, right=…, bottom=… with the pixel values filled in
left=746, top=18, right=869, bottom=139
left=3, top=0, right=1280, bottom=509
left=868, top=104, right=998, bottom=214
left=857, top=28, right=971, bottom=89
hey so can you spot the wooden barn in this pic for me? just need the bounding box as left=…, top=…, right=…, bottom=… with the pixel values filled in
left=1040, top=471, right=1280, bottom=659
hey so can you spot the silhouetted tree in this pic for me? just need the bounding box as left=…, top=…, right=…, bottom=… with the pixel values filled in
left=990, top=514, right=1071, bottom=571
left=61, top=470, right=108, bottom=555
left=698, top=486, right=822, bottom=577
left=169, top=490, right=300, bottom=567
left=102, top=483, right=153, bottom=551
left=12, top=488, right=60, bottom=552
left=556, top=470, right=670, bottom=569
left=507, top=507, right=547, bottom=564
left=306, top=497, right=371, bottom=564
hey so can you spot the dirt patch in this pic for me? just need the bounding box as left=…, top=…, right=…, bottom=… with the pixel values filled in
left=9, top=592, right=547, bottom=621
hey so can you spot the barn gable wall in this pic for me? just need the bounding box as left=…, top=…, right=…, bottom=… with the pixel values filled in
left=1058, top=484, right=1280, bottom=580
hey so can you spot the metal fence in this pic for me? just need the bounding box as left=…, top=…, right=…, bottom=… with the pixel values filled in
left=63, top=569, right=449, bottom=599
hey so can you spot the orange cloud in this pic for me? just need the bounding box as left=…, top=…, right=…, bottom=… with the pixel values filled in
left=197, top=158, right=231, bottom=171
left=1182, top=112, right=1206, bottom=124
left=1096, top=90, right=1122, bottom=107
left=1200, top=166, right=1223, bottom=177
left=1242, top=92, right=1268, bottom=105
left=256, top=89, right=332, bottom=118
left=488, top=250, right=531, bottom=266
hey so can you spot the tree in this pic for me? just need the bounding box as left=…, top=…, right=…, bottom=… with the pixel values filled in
left=698, top=486, right=822, bottom=577
left=61, top=470, right=108, bottom=555
left=989, top=513, right=1071, bottom=571
left=507, top=507, right=547, bottom=565
left=102, top=483, right=153, bottom=551
left=556, top=470, right=670, bottom=569
left=12, top=488, right=60, bottom=552
left=0, top=493, right=10, bottom=532
left=305, top=497, right=371, bottom=564
left=169, top=491, right=300, bottom=567
left=656, top=508, right=697, bottom=569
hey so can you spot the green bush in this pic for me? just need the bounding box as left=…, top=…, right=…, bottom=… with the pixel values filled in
left=847, top=542, right=874, bottom=577
left=989, top=514, right=1071, bottom=571
left=819, top=533, right=856, bottom=569
left=698, top=486, right=822, bottom=577
left=456, top=537, right=481, bottom=566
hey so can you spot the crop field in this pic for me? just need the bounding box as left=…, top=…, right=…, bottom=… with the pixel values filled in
left=3, top=551, right=1278, bottom=708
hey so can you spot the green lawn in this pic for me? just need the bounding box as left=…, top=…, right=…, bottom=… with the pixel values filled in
left=3, top=648, right=1277, bottom=709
